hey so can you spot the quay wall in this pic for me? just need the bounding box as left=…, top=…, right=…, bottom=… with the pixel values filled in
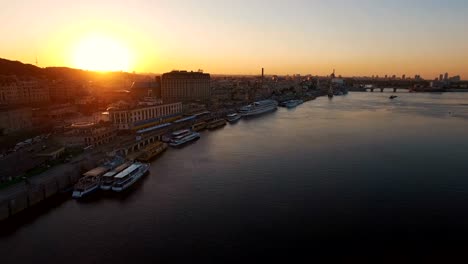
left=0, top=201, right=9, bottom=221
left=0, top=154, right=101, bottom=221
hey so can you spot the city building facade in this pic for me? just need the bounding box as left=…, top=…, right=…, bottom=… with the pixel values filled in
left=109, top=102, right=183, bottom=130
left=0, top=76, right=49, bottom=105
left=161, top=71, right=210, bottom=103
left=0, top=107, right=33, bottom=134
left=55, top=122, right=116, bottom=147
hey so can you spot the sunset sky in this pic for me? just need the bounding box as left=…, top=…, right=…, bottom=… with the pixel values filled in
left=1, top=0, right=467, bottom=78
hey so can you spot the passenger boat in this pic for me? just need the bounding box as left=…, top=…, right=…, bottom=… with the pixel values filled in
left=206, top=118, right=226, bottom=129
left=72, top=166, right=109, bottom=198
left=283, top=99, right=303, bottom=108
left=238, top=99, right=278, bottom=117
left=169, top=129, right=200, bottom=147
left=100, top=161, right=133, bottom=190
left=191, top=121, right=207, bottom=131
left=111, top=162, right=150, bottom=192
left=226, top=113, right=241, bottom=123
left=136, top=141, right=168, bottom=162
left=72, top=156, right=125, bottom=198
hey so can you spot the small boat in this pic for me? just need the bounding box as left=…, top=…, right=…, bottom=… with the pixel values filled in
left=206, top=118, right=226, bottom=129
left=136, top=141, right=168, bottom=162
left=389, top=95, right=398, bottom=99
left=283, top=99, right=303, bottom=108
left=100, top=161, right=132, bottom=190
left=111, top=162, right=150, bottom=192
left=169, top=129, right=200, bottom=147
left=226, top=113, right=241, bottom=123
left=191, top=121, right=207, bottom=131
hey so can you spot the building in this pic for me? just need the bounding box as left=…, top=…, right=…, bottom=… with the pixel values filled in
left=444, top=72, right=449, bottom=81
left=0, top=76, right=49, bottom=105
left=48, top=80, right=84, bottom=102
left=130, top=77, right=161, bottom=100
left=0, top=107, right=33, bottom=134
left=109, top=102, right=183, bottom=130
left=55, top=122, right=116, bottom=147
left=161, top=70, right=210, bottom=103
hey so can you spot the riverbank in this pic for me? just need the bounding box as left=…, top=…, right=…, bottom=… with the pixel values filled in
left=0, top=91, right=324, bottom=221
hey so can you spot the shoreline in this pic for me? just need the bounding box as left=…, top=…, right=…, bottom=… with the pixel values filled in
left=0, top=91, right=336, bottom=221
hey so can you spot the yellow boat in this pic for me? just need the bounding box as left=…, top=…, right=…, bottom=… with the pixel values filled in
left=192, top=121, right=207, bottom=131
left=206, top=118, right=226, bottom=130
left=136, top=141, right=168, bottom=162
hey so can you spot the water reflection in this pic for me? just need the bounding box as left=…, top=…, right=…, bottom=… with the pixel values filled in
left=1, top=92, right=468, bottom=262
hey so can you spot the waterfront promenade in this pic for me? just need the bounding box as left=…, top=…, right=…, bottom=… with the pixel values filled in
left=0, top=92, right=320, bottom=221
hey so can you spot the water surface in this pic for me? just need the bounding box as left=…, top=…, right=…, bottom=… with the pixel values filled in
left=2, top=92, right=468, bottom=262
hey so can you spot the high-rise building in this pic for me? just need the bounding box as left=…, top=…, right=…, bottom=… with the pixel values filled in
left=444, top=72, right=449, bottom=80
left=439, top=74, right=443, bottom=81
left=161, top=70, right=211, bottom=103
left=402, top=74, right=406, bottom=80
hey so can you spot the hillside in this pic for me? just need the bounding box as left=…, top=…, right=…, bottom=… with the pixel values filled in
left=0, top=58, right=136, bottom=80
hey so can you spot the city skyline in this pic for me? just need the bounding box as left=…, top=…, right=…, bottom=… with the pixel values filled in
left=1, top=0, right=468, bottom=78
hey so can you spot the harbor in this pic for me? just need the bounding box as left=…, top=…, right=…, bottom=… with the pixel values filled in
left=2, top=92, right=468, bottom=262
left=0, top=95, right=297, bottom=218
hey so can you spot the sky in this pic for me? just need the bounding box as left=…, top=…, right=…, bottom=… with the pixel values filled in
left=1, top=0, right=467, bottom=78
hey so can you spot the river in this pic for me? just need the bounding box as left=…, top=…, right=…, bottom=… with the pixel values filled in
left=2, top=92, right=468, bottom=262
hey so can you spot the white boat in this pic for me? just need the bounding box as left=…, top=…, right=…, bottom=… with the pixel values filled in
left=238, top=99, right=278, bottom=117
left=169, top=129, right=200, bottom=147
left=72, top=166, right=109, bottom=198
left=100, top=161, right=132, bottom=190
left=284, top=99, right=303, bottom=108
left=111, top=162, right=150, bottom=192
left=226, top=113, right=241, bottom=123
left=72, top=156, right=125, bottom=198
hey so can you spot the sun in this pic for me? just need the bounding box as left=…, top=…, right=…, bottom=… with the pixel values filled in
left=72, top=35, right=132, bottom=72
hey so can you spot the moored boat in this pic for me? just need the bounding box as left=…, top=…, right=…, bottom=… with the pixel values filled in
left=226, top=113, right=241, bottom=123
left=169, top=129, right=200, bottom=147
left=72, top=156, right=125, bottom=198
left=206, top=118, right=226, bottom=129
left=283, top=99, right=303, bottom=108
left=100, top=161, right=133, bottom=190
left=238, top=99, right=278, bottom=117
left=191, top=121, right=207, bottom=131
left=136, top=141, right=168, bottom=162
left=72, top=166, right=109, bottom=198
left=111, top=162, right=150, bottom=192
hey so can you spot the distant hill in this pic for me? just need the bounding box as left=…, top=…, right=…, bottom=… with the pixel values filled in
left=0, top=58, right=43, bottom=77
left=0, top=58, right=136, bottom=80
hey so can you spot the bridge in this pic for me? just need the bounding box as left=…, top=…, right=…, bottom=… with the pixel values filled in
left=345, top=78, right=429, bottom=92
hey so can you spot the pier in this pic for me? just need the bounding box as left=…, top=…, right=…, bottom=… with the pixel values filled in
left=0, top=153, right=102, bottom=221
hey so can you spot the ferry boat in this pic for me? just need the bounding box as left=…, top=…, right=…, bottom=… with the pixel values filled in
left=238, top=99, right=278, bottom=117
left=100, top=161, right=132, bottom=190
left=191, top=121, right=207, bottom=131
left=72, top=166, right=109, bottom=198
left=169, top=129, right=200, bottom=147
left=72, top=156, right=125, bottom=198
left=111, top=162, right=150, bottom=192
left=206, top=118, right=226, bottom=129
left=283, top=99, right=303, bottom=108
left=226, top=113, right=241, bottom=123
left=136, top=141, right=168, bottom=162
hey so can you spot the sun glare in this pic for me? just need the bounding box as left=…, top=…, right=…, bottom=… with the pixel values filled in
left=72, top=35, right=132, bottom=72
